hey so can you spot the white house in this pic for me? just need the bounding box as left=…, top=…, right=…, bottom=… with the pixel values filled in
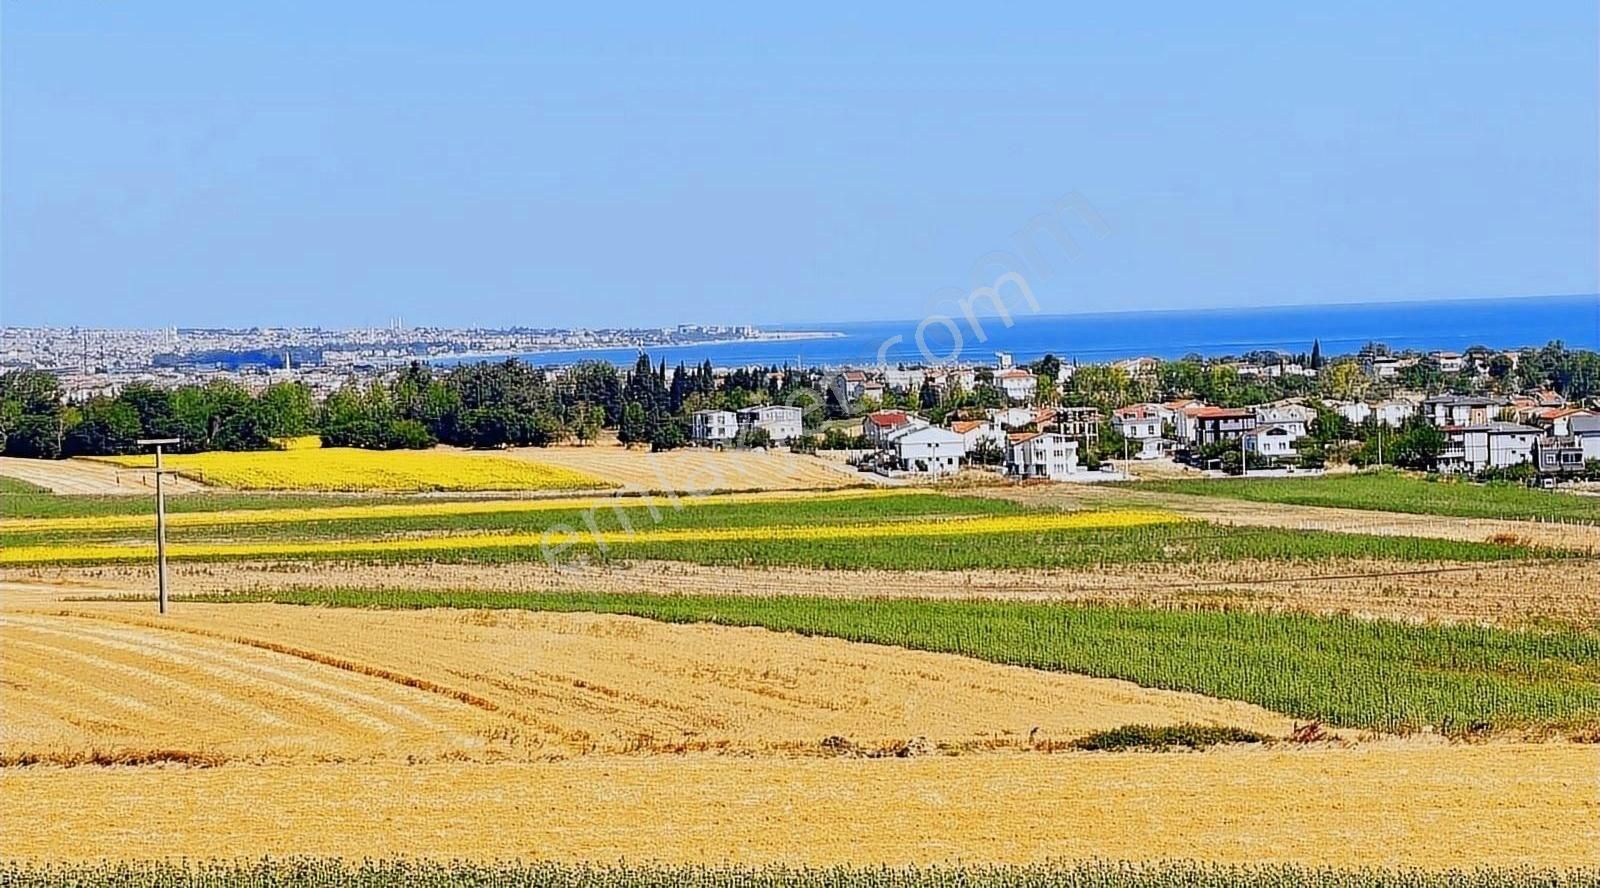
left=950, top=419, right=1003, bottom=453
left=691, top=410, right=738, bottom=445
left=1253, top=405, right=1311, bottom=441
left=925, top=367, right=977, bottom=394
left=736, top=405, right=803, bottom=444
left=881, top=368, right=921, bottom=393
left=1162, top=400, right=1206, bottom=445
left=829, top=371, right=870, bottom=409
left=1571, top=415, right=1600, bottom=462
left=1440, top=422, right=1540, bottom=474
left=1337, top=398, right=1416, bottom=428
left=988, top=406, right=1039, bottom=431
left=1006, top=432, right=1080, bottom=481
left=1245, top=424, right=1300, bottom=460
left=862, top=410, right=925, bottom=445
left=1423, top=395, right=1504, bottom=428
left=994, top=368, right=1036, bottom=403
left=1113, top=405, right=1163, bottom=441
left=886, top=425, right=967, bottom=476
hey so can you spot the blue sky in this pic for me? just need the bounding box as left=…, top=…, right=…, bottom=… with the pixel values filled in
left=3, top=3, right=1595, bottom=328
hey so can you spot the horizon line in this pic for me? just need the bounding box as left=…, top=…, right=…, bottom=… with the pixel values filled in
left=4, top=291, right=1596, bottom=334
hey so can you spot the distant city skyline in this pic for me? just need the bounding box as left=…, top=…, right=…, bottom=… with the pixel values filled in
left=3, top=4, right=1596, bottom=329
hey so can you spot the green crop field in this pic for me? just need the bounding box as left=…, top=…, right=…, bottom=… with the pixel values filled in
left=4, top=860, right=1596, bottom=888
left=185, top=588, right=1600, bottom=734
left=0, top=475, right=51, bottom=497
left=7, top=505, right=1552, bottom=569
left=1132, top=470, right=1600, bottom=524
left=0, top=489, right=451, bottom=520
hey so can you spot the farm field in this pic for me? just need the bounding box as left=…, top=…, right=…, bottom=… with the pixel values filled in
left=1131, top=470, right=1600, bottom=524
left=171, top=588, right=1600, bottom=734
left=22, top=551, right=1599, bottom=627
left=489, top=441, right=878, bottom=492
left=3, top=483, right=1597, bottom=875
left=989, top=482, right=1600, bottom=552
left=96, top=446, right=612, bottom=493
left=1, top=582, right=1597, bottom=870
left=0, top=488, right=1560, bottom=568
left=9, top=862, right=1598, bottom=888
left=0, top=590, right=1294, bottom=764
left=2, top=742, right=1596, bottom=868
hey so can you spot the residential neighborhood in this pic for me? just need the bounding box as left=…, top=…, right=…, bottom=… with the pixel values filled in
left=4, top=337, right=1598, bottom=487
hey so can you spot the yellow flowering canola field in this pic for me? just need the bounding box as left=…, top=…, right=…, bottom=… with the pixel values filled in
left=92, top=446, right=611, bottom=493
left=6, top=487, right=917, bottom=535
left=0, top=509, right=1182, bottom=565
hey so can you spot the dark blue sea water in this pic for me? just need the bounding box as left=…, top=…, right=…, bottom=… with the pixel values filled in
left=435, top=294, right=1599, bottom=369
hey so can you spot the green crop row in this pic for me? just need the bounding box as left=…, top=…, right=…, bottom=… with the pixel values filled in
left=1131, top=469, right=1600, bottom=524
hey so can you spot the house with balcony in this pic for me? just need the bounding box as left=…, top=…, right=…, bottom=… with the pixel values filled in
left=1440, top=422, right=1540, bottom=474
left=691, top=410, right=738, bottom=446
left=1006, top=431, right=1081, bottom=481
left=736, top=405, right=804, bottom=444
left=1192, top=407, right=1257, bottom=447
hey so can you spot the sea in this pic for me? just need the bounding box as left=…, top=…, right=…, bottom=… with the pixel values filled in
left=432, top=293, right=1599, bottom=370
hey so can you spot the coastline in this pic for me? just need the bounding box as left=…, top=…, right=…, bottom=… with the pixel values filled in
left=425, top=330, right=844, bottom=364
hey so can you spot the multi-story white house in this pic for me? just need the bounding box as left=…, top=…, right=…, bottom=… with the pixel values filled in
left=736, top=405, right=804, bottom=444
left=994, top=368, right=1036, bottom=403
left=1006, top=432, right=1080, bottom=481
left=1422, top=395, right=1504, bottom=428
left=829, top=371, right=870, bottom=409
left=1245, top=424, right=1300, bottom=460
left=885, top=425, right=967, bottom=476
left=1571, top=416, right=1600, bottom=462
left=875, top=368, right=916, bottom=393
left=1113, top=404, right=1163, bottom=441
left=949, top=419, right=1003, bottom=453
left=1252, top=404, right=1311, bottom=440
left=862, top=410, right=926, bottom=445
left=988, top=406, right=1038, bottom=431
left=1439, top=422, right=1540, bottom=474
left=690, top=410, right=738, bottom=446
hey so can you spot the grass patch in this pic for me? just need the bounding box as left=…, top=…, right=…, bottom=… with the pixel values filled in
left=0, top=490, right=459, bottom=520
left=1133, top=469, right=1600, bottom=524
left=1070, top=724, right=1269, bottom=752
left=185, top=589, right=1600, bottom=735
left=4, top=860, right=1596, bottom=888
left=0, top=475, right=51, bottom=496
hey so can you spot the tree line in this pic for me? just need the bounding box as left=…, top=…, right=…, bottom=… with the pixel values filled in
left=0, top=355, right=826, bottom=459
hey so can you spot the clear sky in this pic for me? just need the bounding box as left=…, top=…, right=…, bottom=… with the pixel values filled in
left=3, top=3, right=1596, bottom=329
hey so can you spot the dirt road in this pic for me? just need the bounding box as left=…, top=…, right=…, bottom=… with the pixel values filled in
left=0, top=456, right=210, bottom=495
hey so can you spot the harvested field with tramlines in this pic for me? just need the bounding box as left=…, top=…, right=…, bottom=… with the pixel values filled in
left=2, top=475, right=1597, bottom=879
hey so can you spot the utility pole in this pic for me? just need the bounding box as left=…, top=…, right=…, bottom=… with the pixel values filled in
left=1376, top=422, right=1384, bottom=468
left=137, top=438, right=180, bottom=614
left=1240, top=429, right=1248, bottom=477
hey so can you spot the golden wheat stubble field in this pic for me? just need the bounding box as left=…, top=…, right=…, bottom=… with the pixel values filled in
left=1, top=583, right=1598, bottom=867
